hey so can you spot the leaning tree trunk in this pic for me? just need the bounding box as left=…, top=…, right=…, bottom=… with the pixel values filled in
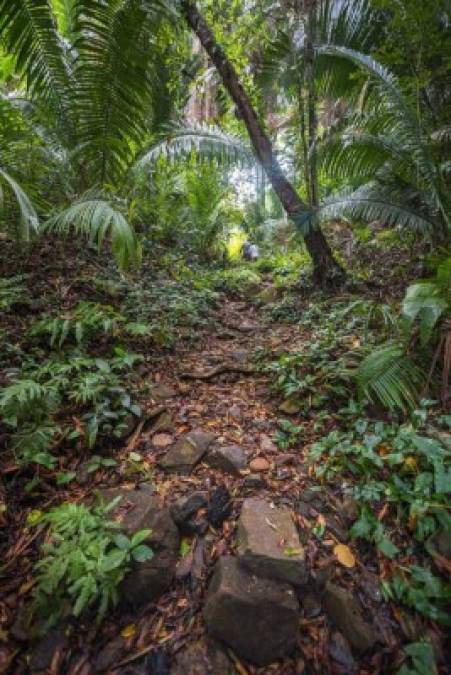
left=180, top=0, right=344, bottom=287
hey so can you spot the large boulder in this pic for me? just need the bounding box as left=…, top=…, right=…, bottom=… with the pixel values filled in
left=237, top=498, right=307, bottom=585
left=99, top=485, right=179, bottom=606
left=158, top=431, right=216, bottom=474
left=322, top=583, right=377, bottom=653
left=203, top=557, right=299, bottom=666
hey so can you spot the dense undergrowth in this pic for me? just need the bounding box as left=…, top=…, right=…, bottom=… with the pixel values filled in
left=0, top=231, right=449, bottom=672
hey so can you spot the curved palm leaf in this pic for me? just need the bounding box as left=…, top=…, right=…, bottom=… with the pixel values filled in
left=44, top=198, right=139, bottom=270
left=136, top=124, right=255, bottom=170
left=312, top=185, right=438, bottom=234
left=317, top=44, right=449, bottom=231
left=403, top=282, right=449, bottom=347
left=0, top=167, right=39, bottom=240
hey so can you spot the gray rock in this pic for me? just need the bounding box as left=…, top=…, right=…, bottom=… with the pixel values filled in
left=243, top=473, right=267, bottom=489
left=205, top=445, right=247, bottom=475
left=237, top=498, right=307, bottom=585
left=99, top=485, right=179, bottom=606
left=150, top=411, right=175, bottom=433
left=323, top=583, right=377, bottom=653
left=203, top=556, right=299, bottom=666
left=170, top=493, right=207, bottom=533
left=158, top=431, right=216, bottom=474
left=170, top=639, right=233, bottom=675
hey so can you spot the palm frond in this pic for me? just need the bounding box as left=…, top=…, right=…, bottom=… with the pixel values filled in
left=0, top=166, right=39, bottom=240
left=135, top=124, right=255, bottom=170
left=44, top=198, right=139, bottom=270
left=318, top=130, right=414, bottom=183
left=316, top=44, right=449, bottom=230
left=0, top=0, right=72, bottom=121
left=72, top=0, right=175, bottom=185
left=312, top=185, right=438, bottom=234
left=357, top=342, right=425, bottom=412
left=402, top=282, right=449, bottom=346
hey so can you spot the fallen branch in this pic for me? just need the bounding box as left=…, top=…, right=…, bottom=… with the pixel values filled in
left=181, top=363, right=255, bottom=380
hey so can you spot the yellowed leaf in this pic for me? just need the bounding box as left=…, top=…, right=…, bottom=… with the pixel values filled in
left=121, top=624, right=136, bottom=639
left=333, top=543, right=356, bottom=568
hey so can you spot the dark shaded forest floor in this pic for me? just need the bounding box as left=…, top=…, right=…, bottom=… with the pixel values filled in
left=0, top=240, right=449, bottom=674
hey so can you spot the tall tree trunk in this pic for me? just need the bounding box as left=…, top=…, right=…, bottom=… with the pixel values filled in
left=305, top=1, right=319, bottom=208
left=181, top=0, right=344, bottom=286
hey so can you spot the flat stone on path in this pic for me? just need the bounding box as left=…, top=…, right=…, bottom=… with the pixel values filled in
left=158, top=430, right=216, bottom=474
left=237, top=498, right=307, bottom=585
left=203, top=556, right=299, bottom=666
left=205, top=444, right=247, bottom=475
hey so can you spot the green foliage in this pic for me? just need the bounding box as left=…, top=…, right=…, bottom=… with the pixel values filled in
left=265, top=302, right=364, bottom=417
left=212, top=267, right=261, bottom=295
left=397, top=641, right=438, bottom=675
left=0, top=166, right=39, bottom=239
left=0, top=348, right=142, bottom=466
left=357, top=343, right=425, bottom=413
left=0, top=274, right=29, bottom=310
left=44, top=199, right=140, bottom=271
left=383, top=566, right=451, bottom=627
left=316, top=45, right=450, bottom=237
left=309, top=417, right=451, bottom=558
left=358, top=258, right=451, bottom=411
left=402, top=259, right=450, bottom=346
left=29, top=301, right=123, bottom=348
left=137, top=123, right=254, bottom=170
left=275, top=419, right=303, bottom=450
left=33, top=500, right=153, bottom=624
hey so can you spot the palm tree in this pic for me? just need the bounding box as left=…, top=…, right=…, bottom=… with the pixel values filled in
left=180, top=0, right=345, bottom=286
left=0, top=0, right=176, bottom=268
left=315, top=47, right=450, bottom=239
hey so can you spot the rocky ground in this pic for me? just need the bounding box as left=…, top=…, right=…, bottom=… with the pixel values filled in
left=2, top=296, right=447, bottom=674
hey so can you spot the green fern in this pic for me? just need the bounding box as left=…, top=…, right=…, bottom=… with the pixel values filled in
left=29, top=301, right=123, bottom=348
left=33, top=500, right=153, bottom=625
left=357, top=343, right=425, bottom=412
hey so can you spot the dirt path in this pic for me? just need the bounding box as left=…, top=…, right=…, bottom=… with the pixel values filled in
left=8, top=297, right=401, bottom=674
left=98, top=298, right=386, bottom=675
